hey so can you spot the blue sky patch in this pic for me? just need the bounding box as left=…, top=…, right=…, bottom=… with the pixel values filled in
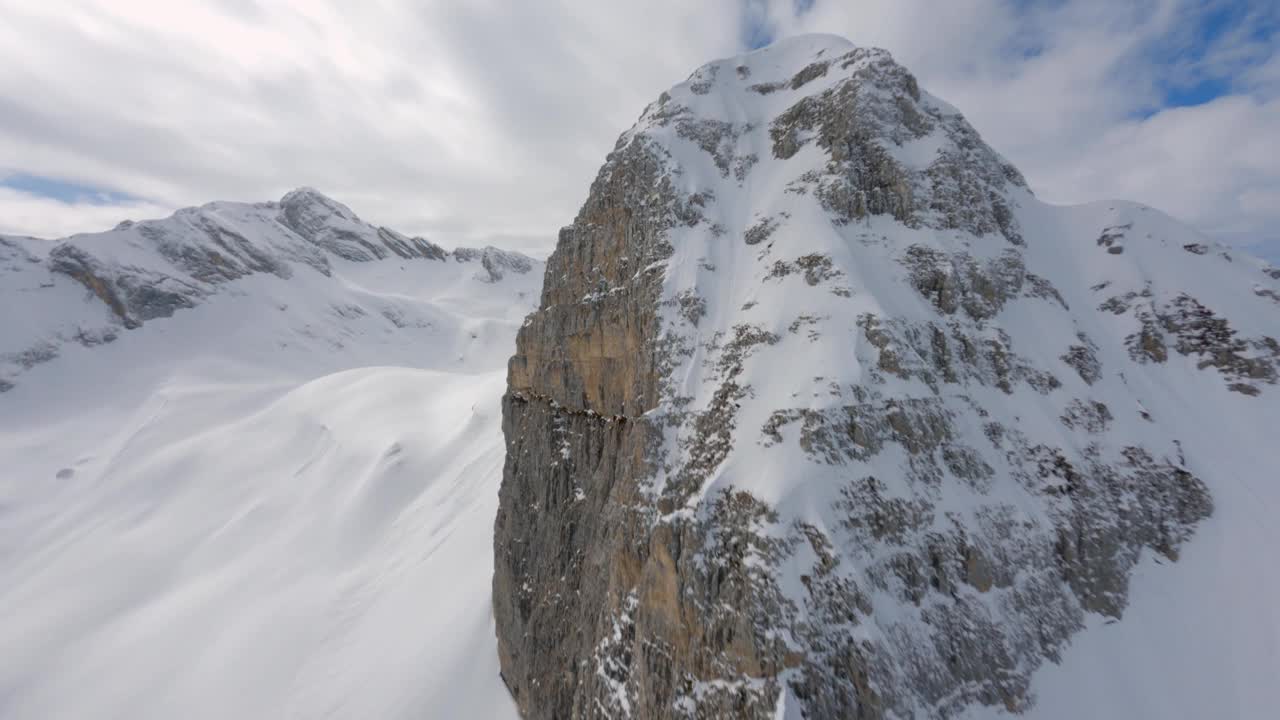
left=0, top=172, right=136, bottom=205
left=744, top=18, right=773, bottom=51
left=1137, top=0, right=1278, bottom=117
left=1249, top=241, right=1280, bottom=265
left=744, top=0, right=817, bottom=50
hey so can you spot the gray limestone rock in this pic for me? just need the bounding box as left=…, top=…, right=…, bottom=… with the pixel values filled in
left=493, top=36, right=1224, bottom=720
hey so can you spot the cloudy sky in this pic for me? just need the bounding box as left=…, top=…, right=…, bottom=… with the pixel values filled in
left=0, top=0, right=1276, bottom=262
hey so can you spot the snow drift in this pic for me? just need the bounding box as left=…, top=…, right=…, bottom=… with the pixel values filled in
left=0, top=191, right=535, bottom=719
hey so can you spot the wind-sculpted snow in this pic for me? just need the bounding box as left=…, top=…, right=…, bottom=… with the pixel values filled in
left=0, top=193, right=542, bottom=719
left=495, top=34, right=1280, bottom=719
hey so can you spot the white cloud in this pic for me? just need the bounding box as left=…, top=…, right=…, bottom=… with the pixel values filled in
left=0, top=187, right=170, bottom=239
left=0, top=0, right=1275, bottom=258
left=0, top=0, right=741, bottom=250
left=769, top=0, right=1280, bottom=253
left=1056, top=95, right=1280, bottom=238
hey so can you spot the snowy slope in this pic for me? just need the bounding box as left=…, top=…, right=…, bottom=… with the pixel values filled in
left=658, top=37, right=1280, bottom=718
left=494, top=34, right=1280, bottom=718
left=965, top=205, right=1280, bottom=719
left=0, top=192, right=536, bottom=719
left=660, top=37, right=1280, bottom=718
left=3, top=36, right=1278, bottom=720
left=0, top=187, right=534, bottom=392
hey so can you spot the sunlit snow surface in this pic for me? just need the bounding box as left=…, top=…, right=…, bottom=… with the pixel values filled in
left=2, top=205, right=1278, bottom=717
left=3, top=36, right=1280, bottom=716
left=647, top=36, right=1280, bottom=719
left=0, top=255, right=530, bottom=719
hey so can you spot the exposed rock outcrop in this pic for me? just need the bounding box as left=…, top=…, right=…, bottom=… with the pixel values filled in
left=496, top=34, right=1263, bottom=720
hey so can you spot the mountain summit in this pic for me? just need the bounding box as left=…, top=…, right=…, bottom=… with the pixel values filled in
left=0, top=190, right=541, bottom=718
left=494, top=34, right=1280, bottom=718
left=0, top=188, right=534, bottom=392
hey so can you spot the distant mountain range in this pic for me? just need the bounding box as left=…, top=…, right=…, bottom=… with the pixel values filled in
left=2, top=33, right=1278, bottom=720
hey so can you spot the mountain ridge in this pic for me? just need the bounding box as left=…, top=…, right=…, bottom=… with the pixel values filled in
left=0, top=187, right=536, bottom=392
left=1, top=32, right=1277, bottom=720
left=494, top=33, right=1280, bottom=719
left=1, top=189, right=540, bottom=719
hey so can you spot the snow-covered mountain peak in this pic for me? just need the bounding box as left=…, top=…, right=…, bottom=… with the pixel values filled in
left=496, top=34, right=1280, bottom=719
left=274, top=186, right=411, bottom=261
left=0, top=190, right=539, bottom=393
left=617, top=32, right=1030, bottom=260
left=278, top=184, right=357, bottom=214
left=1, top=187, right=544, bottom=718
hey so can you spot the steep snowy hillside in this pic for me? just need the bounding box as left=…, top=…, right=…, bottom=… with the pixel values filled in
left=495, top=35, right=1280, bottom=719
left=0, top=191, right=535, bottom=719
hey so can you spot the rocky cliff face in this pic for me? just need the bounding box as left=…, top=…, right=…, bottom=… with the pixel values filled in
left=494, top=35, right=1277, bottom=718
left=0, top=188, right=535, bottom=392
